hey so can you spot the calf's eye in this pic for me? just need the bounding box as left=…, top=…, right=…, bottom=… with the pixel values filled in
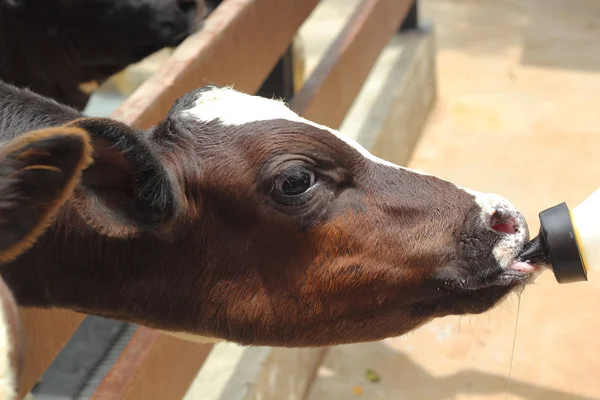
left=274, top=167, right=315, bottom=196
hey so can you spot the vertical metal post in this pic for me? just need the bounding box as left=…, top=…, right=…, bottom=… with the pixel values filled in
left=257, top=44, right=295, bottom=102
left=399, top=0, right=418, bottom=32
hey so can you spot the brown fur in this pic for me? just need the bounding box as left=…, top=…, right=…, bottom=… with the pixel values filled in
left=0, top=83, right=533, bottom=348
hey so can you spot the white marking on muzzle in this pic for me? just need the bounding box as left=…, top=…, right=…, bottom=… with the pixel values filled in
left=463, top=189, right=528, bottom=268
left=182, top=86, right=430, bottom=174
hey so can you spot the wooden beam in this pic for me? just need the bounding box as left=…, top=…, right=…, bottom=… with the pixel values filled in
left=290, top=0, right=413, bottom=128
left=18, top=309, right=86, bottom=398
left=114, top=0, right=320, bottom=129
left=91, top=330, right=212, bottom=400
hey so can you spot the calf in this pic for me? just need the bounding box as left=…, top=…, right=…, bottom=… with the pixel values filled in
left=0, top=0, right=205, bottom=110
left=0, top=80, right=540, bottom=348
left=0, top=127, right=93, bottom=399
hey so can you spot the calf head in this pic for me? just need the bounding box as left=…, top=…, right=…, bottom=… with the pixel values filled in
left=0, top=127, right=92, bottom=399
left=12, top=85, right=538, bottom=347
left=0, top=0, right=205, bottom=109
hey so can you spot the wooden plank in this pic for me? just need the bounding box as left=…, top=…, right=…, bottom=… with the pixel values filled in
left=91, top=329, right=212, bottom=400
left=113, top=0, right=320, bottom=129
left=18, top=309, right=86, bottom=398
left=290, top=0, right=414, bottom=128
left=29, top=317, right=128, bottom=398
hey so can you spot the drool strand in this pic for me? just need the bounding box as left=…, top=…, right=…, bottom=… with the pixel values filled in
left=505, top=294, right=521, bottom=399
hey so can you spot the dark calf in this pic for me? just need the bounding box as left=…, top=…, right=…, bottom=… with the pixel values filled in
left=0, top=126, right=92, bottom=399
left=0, top=0, right=205, bottom=109
left=0, top=80, right=540, bottom=348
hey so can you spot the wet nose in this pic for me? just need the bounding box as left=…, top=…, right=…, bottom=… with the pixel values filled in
left=490, top=207, right=520, bottom=234
left=484, top=197, right=529, bottom=239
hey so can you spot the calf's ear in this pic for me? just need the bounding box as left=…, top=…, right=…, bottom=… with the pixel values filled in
left=0, top=127, right=93, bottom=263
left=66, top=118, right=178, bottom=238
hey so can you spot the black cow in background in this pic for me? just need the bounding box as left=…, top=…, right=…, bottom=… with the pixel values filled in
left=0, top=0, right=206, bottom=110
left=205, top=0, right=222, bottom=13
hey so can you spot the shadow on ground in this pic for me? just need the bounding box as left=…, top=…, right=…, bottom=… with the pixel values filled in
left=307, top=341, right=597, bottom=400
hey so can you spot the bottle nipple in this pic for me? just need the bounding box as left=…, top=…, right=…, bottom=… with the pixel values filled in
left=518, top=189, right=600, bottom=284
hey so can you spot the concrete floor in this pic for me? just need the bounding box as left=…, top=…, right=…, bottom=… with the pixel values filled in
left=307, top=1, right=600, bottom=399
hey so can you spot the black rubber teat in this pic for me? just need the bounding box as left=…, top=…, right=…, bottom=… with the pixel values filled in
left=519, top=236, right=548, bottom=265
left=518, top=202, right=587, bottom=284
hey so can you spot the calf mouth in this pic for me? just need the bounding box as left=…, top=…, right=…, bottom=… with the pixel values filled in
left=429, top=258, right=544, bottom=317
left=500, top=260, right=544, bottom=284
left=446, top=222, right=541, bottom=293
left=456, top=195, right=542, bottom=292
left=447, top=258, right=543, bottom=293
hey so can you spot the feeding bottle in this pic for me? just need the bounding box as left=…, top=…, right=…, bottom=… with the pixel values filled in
left=518, top=189, right=600, bottom=284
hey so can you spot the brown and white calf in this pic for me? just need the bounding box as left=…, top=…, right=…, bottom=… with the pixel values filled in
left=0, top=127, right=92, bottom=399
left=0, top=80, right=540, bottom=349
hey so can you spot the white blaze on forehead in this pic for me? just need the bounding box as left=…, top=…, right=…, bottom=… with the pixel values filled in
left=183, top=86, right=301, bottom=125
left=182, top=86, right=428, bottom=174
left=182, top=87, right=527, bottom=266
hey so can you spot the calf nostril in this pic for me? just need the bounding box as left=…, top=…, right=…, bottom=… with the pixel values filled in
left=490, top=209, right=519, bottom=235
left=178, top=0, right=197, bottom=13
